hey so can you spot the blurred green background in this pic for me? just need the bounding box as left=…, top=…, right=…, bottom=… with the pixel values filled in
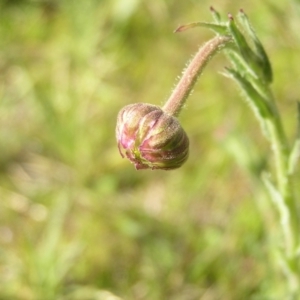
left=1, top=0, right=300, bottom=299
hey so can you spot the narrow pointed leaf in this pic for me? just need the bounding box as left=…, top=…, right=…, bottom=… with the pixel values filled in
left=174, top=22, right=228, bottom=35
left=228, top=15, right=268, bottom=82
left=227, top=50, right=258, bottom=80
left=228, top=16, right=257, bottom=61
left=238, top=9, right=273, bottom=83
left=224, top=67, right=271, bottom=138
left=224, top=67, right=271, bottom=118
left=210, top=6, right=221, bottom=23
left=262, top=173, right=291, bottom=238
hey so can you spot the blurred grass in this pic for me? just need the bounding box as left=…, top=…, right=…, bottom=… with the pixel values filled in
left=1, top=0, right=300, bottom=299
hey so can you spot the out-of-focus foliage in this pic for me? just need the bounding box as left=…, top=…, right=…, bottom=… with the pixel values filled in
left=1, top=0, right=300, bottom=299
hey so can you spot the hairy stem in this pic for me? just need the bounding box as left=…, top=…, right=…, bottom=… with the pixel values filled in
left=265, top=92, right=300, bottom=297
left=163, top=35, right=232, bottom=117
left=267, top=92, right=299, bottom=251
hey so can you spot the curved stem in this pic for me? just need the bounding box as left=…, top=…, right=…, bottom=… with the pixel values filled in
left=163, top=35, right=232, bottom=117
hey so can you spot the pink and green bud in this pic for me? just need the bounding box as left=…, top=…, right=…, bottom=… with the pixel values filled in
left=116, top=103, right=189, bottom=170
left=116, top=15, right=232, bottom=171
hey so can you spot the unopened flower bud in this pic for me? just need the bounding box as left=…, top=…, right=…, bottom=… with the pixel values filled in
left=116, top=103, right=189, bottom=170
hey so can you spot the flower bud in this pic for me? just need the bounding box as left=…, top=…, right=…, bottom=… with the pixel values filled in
left=116, top=103, right=189, bottom=170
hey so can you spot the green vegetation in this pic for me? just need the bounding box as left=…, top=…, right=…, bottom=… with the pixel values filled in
left=1, top=1, right=300, bottom=299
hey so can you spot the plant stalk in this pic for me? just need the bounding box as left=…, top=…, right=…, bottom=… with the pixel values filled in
left=163, top=35, right=232, bottom=117
left=265, top=91, right=300, bottom=297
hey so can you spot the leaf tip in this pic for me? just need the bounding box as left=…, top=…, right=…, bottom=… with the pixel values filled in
left=228, top=13, right=234, bottom=21
left=174, top=25, right=184, bottom=33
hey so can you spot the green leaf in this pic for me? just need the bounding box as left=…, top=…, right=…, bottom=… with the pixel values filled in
left=174, top=22, right=228, bottom=35
left=209, top=6, right=221, bottom=23
left=228, top=15, right=257, bottom=64
left=224, top=67, right=271, bottom=118
left=226, top=50, right=258, bottom=80
left=238, top=9, right=273, bottom=83
left=262, top=172, right=291, bottom=240
left=228, top=15, right=271, bottom=84
left=224, top=67, right=272, bottom=138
